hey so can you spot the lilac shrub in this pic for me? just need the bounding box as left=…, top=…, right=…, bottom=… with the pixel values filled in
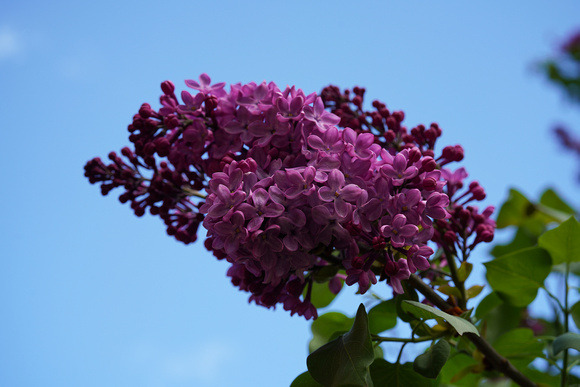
left=85, top=74, right=494, bottom=319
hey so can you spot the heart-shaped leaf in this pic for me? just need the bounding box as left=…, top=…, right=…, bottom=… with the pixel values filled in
left=307, top=304, right=375, bottom=387
left=290, top=371, right=323, bottom=387
left=413, top=340, right=451, bottom=379
left=484, top=246, right=551, bottom=307
left=369, top=359, right=435, bottom=387
left=309, top=312, right=353, bottom=353
left=538, top=216, right=580, bottom=265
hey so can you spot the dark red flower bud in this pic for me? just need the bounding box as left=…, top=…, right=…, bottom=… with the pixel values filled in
left=408, top=147, right=422, bottom=163
left=385, top=130, right=396, bottom=142
left=205, top=95, right=218, bottom=111
left=372, top=236, right=386, bottom=250
left=160, top=80, right=175, bottom=95
left=139, top=103, right=153, bottom=118
left=422, top=157, right=437, bottom=172
left=443, top=231, right=457, bottom=244
left=379, top=108, right=390, bottom=118
left=392, top=111, right=405, bottom=122
left=422, top=177, right=438, bottom=191
left=155, top=138, right=171, bottom=157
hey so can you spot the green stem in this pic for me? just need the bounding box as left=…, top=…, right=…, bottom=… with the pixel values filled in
left=561, top=263, right=570, bottom=387
left=542, top=286, right=566, bottom=314
left=407, top=274, right=537, bottom=387
left=372, top=334, right=444, bottom=343
left=444, top=247, right=467, bottom=310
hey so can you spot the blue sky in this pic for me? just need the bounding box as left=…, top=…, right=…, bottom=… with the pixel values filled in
left=1, top=1, right=580, bottom=386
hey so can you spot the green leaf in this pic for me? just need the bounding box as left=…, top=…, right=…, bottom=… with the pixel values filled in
left=413, top=339, right=451, bottom=379
left=369, top=359, right=436, bottom=387
left=493, top=328, right=544, bottom=369
left=484, top=246, right=551, bottom=307
left=552, top=332, right=580, bottom=355
left=401, top=300, right=479, bottom=336
left=496, top=188, right=566, bottom=234
left=475, top=292, right=503, bottom=320
left=539, top=188, right=576, bottom=215
left=307, top=304, right=375, bottom=387
left=395, top=289, right=419, bottom=323
left=571, top=301, right=580, bottom=330
left=477, top=297, right=524, bottom=344
left=436, top=285, right=462, bottom=299
left=496, top=189, right=533, bottom=229
left=307, top=281, right=340, bottom=309
left=466, top=285, right=484, bottom=300
left=367, top=299, right=397, bottom=334
left=456, top=262, right=473, bottom=282
left=538, top=216, right=580, bottom=265
left=438, top=351, right=481, bottom=387
left=309, top=312, right=354, bottom=353
left=490, top=227, right=538, bottom=259
left=290, top=371, right=323, bottom=387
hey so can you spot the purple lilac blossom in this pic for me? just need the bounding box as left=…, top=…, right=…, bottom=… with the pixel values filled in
left=85, top=75, right=496, bottom=319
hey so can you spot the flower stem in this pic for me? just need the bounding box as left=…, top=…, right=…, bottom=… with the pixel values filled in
left=561, top=263, right=570, bottom=387
left=407, top=274, right=537, bottom=387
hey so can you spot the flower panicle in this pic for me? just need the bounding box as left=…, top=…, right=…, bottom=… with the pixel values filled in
left=84, top=74, right=494, bottom=319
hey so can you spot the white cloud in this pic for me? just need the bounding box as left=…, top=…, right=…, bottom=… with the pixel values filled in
left=0, top=26, right=21, bottom=61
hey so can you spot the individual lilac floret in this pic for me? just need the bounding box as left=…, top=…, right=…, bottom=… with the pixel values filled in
left=318, top=169, right=363, bottom=218
left=185, top=73, right=227, bottom=97
left=303, top=96, right=341, bottom=131
left=212, top=212, right=248, bottom=255
left=238, top=188, right=284, bottom=232
left=384, top=258, right=411, bottom=295
left=381, top=214, right=418, bottom=247
left=380, top=151, right=419, bottom=186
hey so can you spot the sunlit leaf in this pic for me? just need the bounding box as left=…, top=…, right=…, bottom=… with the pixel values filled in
left=438, top=351, right=481, bottom=387
left=466, top=285, right=484, bottom=300
left=306, top=281, right=340, bottom=309
left=496, top=189, right=533, bottom=229
left=456, top=262, right=473, bottom=282
left=538, top=216, right=580, bottom=265
left=484, top=246, right=551, bottom=307
left=309, top=312, right=353, bottom=353
left=307, top=304, right=374, bottom=387
left=290, top=371, right=323, bottom=387
left=539, top=188, right=576, bottom=215
left=491, top=227, right=537, bottom=259
left=401, top=301, right=479, bottom=336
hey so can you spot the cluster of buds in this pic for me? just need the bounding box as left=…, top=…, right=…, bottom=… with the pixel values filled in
left=85, top=74, right=494, bottom=319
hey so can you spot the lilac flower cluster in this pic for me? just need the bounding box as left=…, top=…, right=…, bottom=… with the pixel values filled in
left=85, top=74, right=495, bottom=319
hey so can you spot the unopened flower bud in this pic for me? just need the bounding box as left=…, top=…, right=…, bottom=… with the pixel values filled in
left=160, top=80, right=175, bottom=95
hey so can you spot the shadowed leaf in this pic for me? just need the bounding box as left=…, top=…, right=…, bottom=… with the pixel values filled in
left=307, top=304, right=374, bottom=387
left=553, top=332, right=580, bottom=355
left=413, top=340, right=451, bottom=379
